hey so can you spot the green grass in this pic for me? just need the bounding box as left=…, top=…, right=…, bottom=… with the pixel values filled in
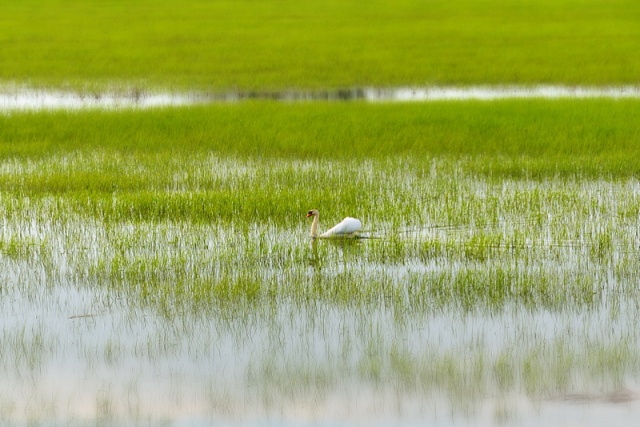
left=2, top=100, right=640, bottom=178
left=0, top=152, right=637, bottom=312
left=3, top=1, right=640, bottom=421
left=1, top=0, right=639, bottom=90
left=1, top=102, right=638, bottom=315
left=2, top=110, right=640, bottom=420
left=2, top=6, right=640, bottom=413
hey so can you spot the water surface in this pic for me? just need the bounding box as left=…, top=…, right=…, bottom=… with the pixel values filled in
left=2, top=85, right=640, bottom=111
left=1, top=156, right=640, bottom=425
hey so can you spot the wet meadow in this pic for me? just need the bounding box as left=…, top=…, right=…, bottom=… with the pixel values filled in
left=2, top=101, right=640, bottom=424
left=3, top=0, right=640, bottom=424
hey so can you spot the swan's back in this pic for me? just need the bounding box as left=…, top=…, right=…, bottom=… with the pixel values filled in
left=319, top=217, right=362, bottom=238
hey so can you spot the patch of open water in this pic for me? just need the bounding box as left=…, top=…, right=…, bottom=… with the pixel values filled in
left=2, top=277, right=640, bottom=426
left=2, top=85, right=640, bottom=111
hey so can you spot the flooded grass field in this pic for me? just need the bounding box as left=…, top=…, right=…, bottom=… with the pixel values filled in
left=2, top=133, right=640, bottom=424
left=4, top=0, right=640, bottom=424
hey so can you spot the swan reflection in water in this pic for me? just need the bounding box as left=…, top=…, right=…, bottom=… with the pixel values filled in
left=307, top=237, right=364, bottom=269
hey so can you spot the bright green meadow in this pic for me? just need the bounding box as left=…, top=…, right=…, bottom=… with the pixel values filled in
left=1, top=0, right=640, bottom=90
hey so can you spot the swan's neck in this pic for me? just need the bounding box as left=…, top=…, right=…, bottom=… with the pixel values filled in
left=310, top=214, right=319, bottom=238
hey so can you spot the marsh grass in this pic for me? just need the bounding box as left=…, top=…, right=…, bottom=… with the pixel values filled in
left=2, top=100, right=640, bottom=177
left=2, top=154, right=640, bottom=400
left=1, top=0, right=640, bottom=89
left=2, top=104, right=640, bottom=422
left=3, top=0, right=640, bottom=420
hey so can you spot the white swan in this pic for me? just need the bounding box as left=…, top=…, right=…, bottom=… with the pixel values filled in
left=306, top=209, right=362, bottom=238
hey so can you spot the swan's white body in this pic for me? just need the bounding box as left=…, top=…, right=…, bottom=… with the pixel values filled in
left=306, top=209, right=362, bottom=238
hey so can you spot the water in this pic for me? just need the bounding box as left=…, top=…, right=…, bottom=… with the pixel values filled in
left=2, top=276, right=639, bottom=425
left=2, top=155, right=640, bottom=425
left=2, top=85, right=640, bottom=111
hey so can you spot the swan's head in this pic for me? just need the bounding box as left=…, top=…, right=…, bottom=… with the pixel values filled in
left=306, top=209, right=319, bottom=218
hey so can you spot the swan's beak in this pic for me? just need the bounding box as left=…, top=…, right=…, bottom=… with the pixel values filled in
left=306, top=212, right=312, bottom=218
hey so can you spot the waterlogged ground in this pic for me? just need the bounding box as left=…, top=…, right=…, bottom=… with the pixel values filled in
left=2, top=155, right=640, bottom=425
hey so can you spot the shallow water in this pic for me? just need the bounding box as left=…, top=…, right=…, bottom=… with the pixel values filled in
left=2, top=85, right=640, bottom=111
left=2, top=274, right=640, bottom=426
left=2, top=155, right=640, bottom=426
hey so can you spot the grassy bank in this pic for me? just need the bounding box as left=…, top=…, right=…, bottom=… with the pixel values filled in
left=1, top=0, right=639, bottom=90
